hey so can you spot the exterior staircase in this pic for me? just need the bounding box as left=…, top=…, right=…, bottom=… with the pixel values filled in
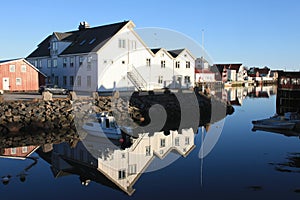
left=127, top=65, right=147, bottom=91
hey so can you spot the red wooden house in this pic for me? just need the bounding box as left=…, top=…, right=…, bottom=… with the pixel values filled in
left=0, top=58, right=46, bottom=92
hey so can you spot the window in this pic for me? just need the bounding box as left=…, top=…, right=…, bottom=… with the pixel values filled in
left=87, top=56, right=92, bottom=71
left=160, top=138, right=166, bottom=147
left=39, top=59, right=42, bottom=68
left=34, top=60, right=38, bottom=67
left=146, top=58, right=151, bottom=66
left=132, top=40, right=137, bottom=50
left=63, top=76, right=67, bottom=86
left=185, top=137, right=190, bottom=145
left=118, top=169, right=126, bottom=179
left=175, top=61, right=180, bottom=68
left=161, top=60, right=165, bottom=68
left=77, top=76, right=81, bottom=86
left=16, top=78, right=22, bottom=85
left=175, top=137, right=180, bottom=146
left=54, top=76, right=59, bottom=85
left=146, top=146, right=151, bottom=156
left=70, top=76, right=74, bottom=86
left=70, top=57, right=74, bottom=67
left=9, top=65, right=15, bottom=72
left=158, top=76, right=163, bottom=84
left=87, top=76, right=91, bottom=88
left=11, top=148, right=16, bottom=154
left=22, top=146, right=28, bottom=153
left=184, top=76, right=191, bottom=84
left=79, top=57, right=84, bottom=66
left=128, top=164, right=137, bottom=175
left=21, top=65, right=26, bottom=72
left=53, top=59, right=57, bottom=68
left=121, top=153, right=126, bottom=159
left=186, top=61, right=190, bottom=68
left=80, top=40, right=86, bottom=45
left=63, top=58, right=67, bottom=67
left=118, top=39, right=126, bottom=48
left=52, top=42, right=58, bottom=51
left=47, top=59, right=51, bottom=68
left=89, top=38, right=96, bottom=44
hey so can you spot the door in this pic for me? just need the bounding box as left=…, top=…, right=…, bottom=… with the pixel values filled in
left=3, top=78, right=9, bottom=90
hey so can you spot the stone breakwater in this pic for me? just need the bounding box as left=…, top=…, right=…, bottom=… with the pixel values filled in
left=0, top=95, right=113, bottom=135
left=0, top=90, right=234, bottom=137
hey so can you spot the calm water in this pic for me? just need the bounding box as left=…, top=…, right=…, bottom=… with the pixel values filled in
left=1, top=86, right=300, bottom=200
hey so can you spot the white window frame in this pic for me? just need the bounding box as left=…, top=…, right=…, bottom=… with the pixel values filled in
left=16, top=78, right=22, bottom=86
left=87, top=76, right=91, bottom=88
left=21, top=65, right=27, bottom=72
left=160, top=138, right=166, bottom=147
left=161, top=60, right=165, bottom=68
left=9, top=65, right=15, bottom=72
left=47, top=59, right=51, bottom=68
left=77, top=76, right=81, bottom=87
left=53, top=59, right=57, bottom=68
left=128, top=164, right=137, bottom=175
left=118, top=169, right=126, bottom=179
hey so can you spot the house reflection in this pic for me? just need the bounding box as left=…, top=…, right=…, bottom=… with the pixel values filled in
left=0, top=145, right=39, bottom=184
left=37, top=128, right=195, bottom=195
left=0, top=146, right=39, bottom=160
left=213, top=85, right=277, bottom=106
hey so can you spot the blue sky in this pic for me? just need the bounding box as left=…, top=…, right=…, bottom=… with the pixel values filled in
left=0, top=0, right=299, bottom=70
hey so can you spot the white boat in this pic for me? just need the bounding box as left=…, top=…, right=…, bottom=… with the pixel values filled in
left=252, top=112, right=300, bottom=131
left=82, top=113, right=122, bottom=140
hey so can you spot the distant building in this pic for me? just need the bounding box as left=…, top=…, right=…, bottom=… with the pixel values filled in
left=0, top=58, right=46, bottom=92
left=248, top=66, right=271, bottom=78
left=276, top=71, right=300, bottom=115
left=214, top=63, right=244, bottom=82
left=195, top=68, right=216, bottom=83
left=27, top=20, right=195, bottom=92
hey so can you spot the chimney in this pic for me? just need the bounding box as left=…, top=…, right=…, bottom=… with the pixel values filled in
left=78, top=21, right=90, bottom=30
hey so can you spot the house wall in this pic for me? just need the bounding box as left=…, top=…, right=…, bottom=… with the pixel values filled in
left=0, top=60, right=40, bottom=91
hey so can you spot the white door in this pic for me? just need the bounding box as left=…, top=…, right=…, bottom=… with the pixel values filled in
left=3, top=78, right=9, bottom=90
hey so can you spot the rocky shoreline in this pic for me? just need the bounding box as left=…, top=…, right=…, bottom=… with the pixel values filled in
left=0, top=89, right=234, bottom=139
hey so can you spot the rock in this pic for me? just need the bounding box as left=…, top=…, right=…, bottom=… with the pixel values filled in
left=92, top=92, right=99, bottom=99
left=42, top=91, right=53, bottom=101
left=68, top=91, right=77, bottom=100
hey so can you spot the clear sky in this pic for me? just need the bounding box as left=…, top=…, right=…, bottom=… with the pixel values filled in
left=0, top=0, right=299, bottom=70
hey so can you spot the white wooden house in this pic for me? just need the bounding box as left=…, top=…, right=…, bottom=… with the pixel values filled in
left=27, top=21, right=196, bottom=92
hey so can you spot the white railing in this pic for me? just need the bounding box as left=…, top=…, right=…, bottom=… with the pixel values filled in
left=127, top=65, right=147, bottom=91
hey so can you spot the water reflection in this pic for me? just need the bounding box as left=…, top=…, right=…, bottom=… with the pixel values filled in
left=0, top=145, right=39, bottom=185
left=36, top=128, right=195, bottom=195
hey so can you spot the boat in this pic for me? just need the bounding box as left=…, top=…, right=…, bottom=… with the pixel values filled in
left=82, top=112, right=122, bottom=140
left=252, top=112, right=300, bottom=131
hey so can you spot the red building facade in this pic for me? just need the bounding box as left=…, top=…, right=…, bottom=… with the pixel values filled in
left=0, top=58, right=46, bottom=92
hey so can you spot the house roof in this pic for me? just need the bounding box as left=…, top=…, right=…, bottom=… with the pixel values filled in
left=150, top=48, right=161, bottom=54
left=167, top=49, right=185, bottom=58
left=0, top=58, right=23, bottom=64
left=27, top=21, right=130, bottom=58
left=0, top=58, right=47, bottom=77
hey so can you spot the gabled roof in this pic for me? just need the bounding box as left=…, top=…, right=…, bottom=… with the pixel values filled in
left=0, top=58, right=47, bottom=77
left=27, top=21, right=130, bottom=58
left=150, top=48, right=161, bottom=54
left=167, top=49, right=185, bottom=58
left=0, top=58, right=23, bottom=64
